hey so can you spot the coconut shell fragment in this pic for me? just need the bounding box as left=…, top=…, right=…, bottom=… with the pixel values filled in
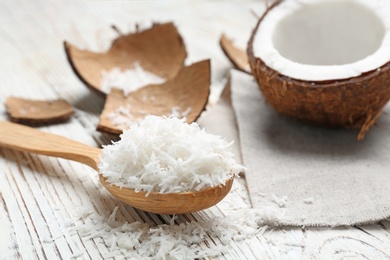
left=97, top=60, right=211, bottom=135
left=220, top=34, right=251, bottom=74
left=5, top=97, right=74, bottom=125
left=64, top=22, right=187, bottom=96
left=247, top=1, right=390, bottom=140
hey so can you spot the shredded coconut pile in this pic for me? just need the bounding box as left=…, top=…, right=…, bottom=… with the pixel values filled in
left=98, top=116, right=244, bottom=194
left=100, top=62, right=166, bottom=95
left=71, top=206, right=283, bottom=259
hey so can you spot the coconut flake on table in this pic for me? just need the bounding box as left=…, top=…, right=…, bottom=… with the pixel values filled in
left=71, top=206, right=284, bottom=259
left=100, top=62, right=166, bottom=95
left=98, top=116, right=244, bottom=195
left=303, top=198, right=314, bottom=205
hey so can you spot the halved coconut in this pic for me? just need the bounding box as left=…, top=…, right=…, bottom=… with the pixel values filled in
left=248, top=0, right=390, bottom=140
left=64, top=22, right=187, bottom=96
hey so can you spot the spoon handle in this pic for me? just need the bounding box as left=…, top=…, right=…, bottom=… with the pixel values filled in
left=0, top=121, right=101, bottom=170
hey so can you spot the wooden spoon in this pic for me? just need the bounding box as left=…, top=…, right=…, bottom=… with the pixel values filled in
left=0, top=121, right=233, bottom=214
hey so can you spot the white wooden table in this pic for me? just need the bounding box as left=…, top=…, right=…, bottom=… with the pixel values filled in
left=1, top=0, right=390, bottom=259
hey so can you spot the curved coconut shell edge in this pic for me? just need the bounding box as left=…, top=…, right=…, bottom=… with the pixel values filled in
left=97, top=60, right=211, bottom=135
left=5, top=97, right=74, bottom=125
left=64, top=22, right=187, bottom=96
left=219, top=34, right=251, bottom=74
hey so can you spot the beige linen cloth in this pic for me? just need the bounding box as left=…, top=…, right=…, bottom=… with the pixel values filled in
left=201, top=70, right=390, bottom=226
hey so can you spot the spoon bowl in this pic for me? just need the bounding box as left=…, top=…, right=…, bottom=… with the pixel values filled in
left=0, top=121, right=233, bottom=214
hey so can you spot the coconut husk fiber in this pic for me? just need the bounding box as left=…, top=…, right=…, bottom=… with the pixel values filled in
left=64, top=22, right=187, bottom=96
left=247, top=2, right=390, bottom=140
left=97, top=60, right=210, bottom=135
left=5, top=97, right=74, bottom=125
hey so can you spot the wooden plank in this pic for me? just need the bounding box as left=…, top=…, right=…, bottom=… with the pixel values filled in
left=1, top=0, right=390, bottom=259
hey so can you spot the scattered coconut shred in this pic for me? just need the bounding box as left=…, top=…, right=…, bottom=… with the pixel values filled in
left=70, top=206, right=283, bottom=259
left=100, top=62, right=166, bottom=95
left=87, top=116, right=285, bottom=258
left=98, top=116, right=244, bottom=194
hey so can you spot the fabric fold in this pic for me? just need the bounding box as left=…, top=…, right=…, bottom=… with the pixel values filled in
left=230, top=69, right=390, bottom=226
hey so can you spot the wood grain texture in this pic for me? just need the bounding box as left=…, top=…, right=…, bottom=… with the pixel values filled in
left=0, top=0, right=389, bottom=259
left=0, top=121, right=101, bottom=170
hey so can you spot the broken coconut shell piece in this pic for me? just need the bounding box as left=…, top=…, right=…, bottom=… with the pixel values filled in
left=247, top=0, right=390, bottom=140
left=220, top=34, right=250, bottom=74
left=64, top=22, right=187, bottom=96
left=5, top=97, right=74, bottom=125
left=97, top=60, right=210, bottom=135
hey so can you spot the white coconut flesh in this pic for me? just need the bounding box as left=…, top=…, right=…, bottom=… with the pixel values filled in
left=253, top=0, right=390, bottom=81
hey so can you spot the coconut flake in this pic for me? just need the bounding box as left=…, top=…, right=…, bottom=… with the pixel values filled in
left=171, top=106, right=192, bottom=118
left=72, top=206, right=283, bottom=259
left=271, top=194, right=288, bottom=208
left=106, top=105, right=194, bottom=131
left=100, top=62, right=166, bottom=95
left=106, top=105, right=133, bottom=129
left=98, top=116, right=244, bottom=194
left=303, top=198, right=314, bottom=205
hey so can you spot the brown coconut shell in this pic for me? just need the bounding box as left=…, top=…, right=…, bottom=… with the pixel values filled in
left=219, top=34, right=251, bottom=74
left=97, top=60, right=211, bottom=135
left=64, top=22, right=187, bottom=96
left=5, top=97, right=74, bottom=125
left=247, top=1, right=390, bottom=140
